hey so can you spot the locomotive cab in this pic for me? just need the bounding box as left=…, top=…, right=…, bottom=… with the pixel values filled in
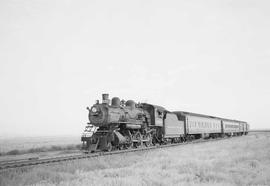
left=142, top=104, right=166, bottom=126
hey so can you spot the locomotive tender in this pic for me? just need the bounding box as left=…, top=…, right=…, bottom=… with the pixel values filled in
left=81, top=94, right=249, bottom=152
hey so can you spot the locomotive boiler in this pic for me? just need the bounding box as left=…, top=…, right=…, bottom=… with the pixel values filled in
left=88, top=94, right=146, bottom=128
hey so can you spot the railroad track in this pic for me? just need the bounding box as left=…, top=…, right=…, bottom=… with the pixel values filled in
left=0, top=136, right=236, bottom=171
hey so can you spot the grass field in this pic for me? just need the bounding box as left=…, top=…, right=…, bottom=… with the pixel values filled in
left=1, top=133, right=270, bottom=186
left=0, top=135, right=81, bottom=156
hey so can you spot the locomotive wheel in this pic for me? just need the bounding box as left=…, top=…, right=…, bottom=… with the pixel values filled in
left=124, top=131, right=133, bottom=149
left=125, top=143, right=132, bottom=149
left=118, top=145, right=124, bottom=150
left=144, top=133, right=152, bottom=147
left=107, top=142, right=113, bottom=152
left=152, top=134, right=159, bottom=146
left=133, top=131, right=143, bottom=148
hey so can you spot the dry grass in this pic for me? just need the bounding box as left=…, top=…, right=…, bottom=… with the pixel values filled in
left=1, top=133, right=270, bottom=186
left=2, top=144, right=81, bottom=156
left=0, top=136, right=79, bottom=154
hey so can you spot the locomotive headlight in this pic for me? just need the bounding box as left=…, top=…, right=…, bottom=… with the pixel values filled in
left=91, top=107, right=97, bottom=113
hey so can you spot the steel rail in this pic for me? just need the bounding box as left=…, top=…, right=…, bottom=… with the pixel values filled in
left=0, top=136, right=237, bottom=171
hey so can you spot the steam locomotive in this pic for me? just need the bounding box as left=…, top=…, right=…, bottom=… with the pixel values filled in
left=81, top=94, right=249, bottom=152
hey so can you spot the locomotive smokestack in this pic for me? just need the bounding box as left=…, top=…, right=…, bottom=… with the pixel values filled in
left=102, top=93, right=110, bottom=104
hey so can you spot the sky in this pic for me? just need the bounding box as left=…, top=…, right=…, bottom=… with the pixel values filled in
left=0, top=0, right=269, bottom=137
